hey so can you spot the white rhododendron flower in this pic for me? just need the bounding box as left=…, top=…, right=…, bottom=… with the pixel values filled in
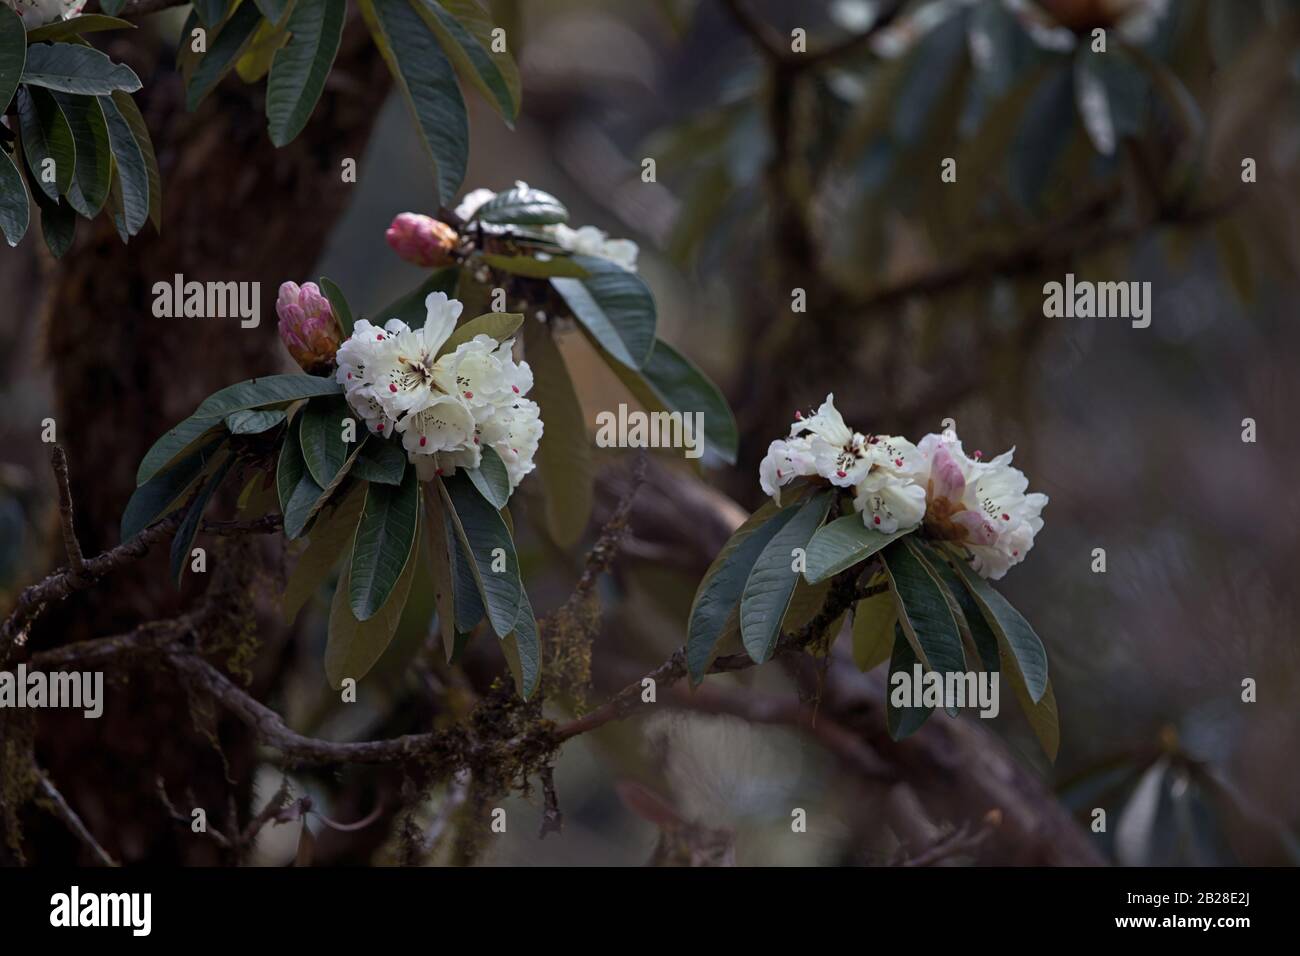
left=454, top=187, right=498, bottom=223
left=756, top=395, right=1047, bottom=577
left=4, top=0, right=84, bottom=28
left=336, top=292, right=542, bottom=490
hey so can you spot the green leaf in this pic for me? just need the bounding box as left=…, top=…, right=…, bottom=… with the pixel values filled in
left=373, top=268, right=458, bottom=328
left=253, top=0, right=290, bottom=24
left=224, top=407, right=286, bottom=434
left=437, top=310, right=522, bottom=357
left=919, top=542, right=999, bottom=673
left=282, top=480, right=366, bottom=622
left=0, top=147, right=29, bottom=247
left=186, top=0, right=262, bottom=111
left=502, top=588, right=540, bottom=699
left=804, top=515, right=913, bottom=585
left=448, top=512, right=484, bottom=633
left=170, top=454, right=234, bottom=585
left=466, top=444, right=510, bottom=508
left=32, top=186, right=74, bottom=257
left=277, top=415, right=324, bottom=539
left=0, top=6, right=25, bottom=115
left=945, top=553, right=1048, bottom=703
left=739, top=491, right=833, bottom=664
left=193, top=373, right=341, bottom=418
left=236, top=12, right=291, bottom=83
left=851, top=587, right=894, bottom=672
left=415, top=0, right=520, bottom=124
left=348, top=464, right=420, bottom=621
left=120, top=434, right=226, bottom=542
left=194, top=0, right=233, bottom=28
left=351, top=436, right=407, bottom=485
left=608, top=338, right=738, bottom=465
left=266, top=0, right=345, bottom=146
left=108, top=90, right=161, bottom=231
left=137, top=416, right=225, bottom=486
left=439, top=471, right=522, bottom=638
left=479, top=253, right=586, bottom=278
left=50, top=91, right=110, bottom=218
left=97, top=92, right=148, bottom=237
left=421, top=482, right=457, bottom=659
left=16, top=87, right=75, bottom=201
left=298, top=393, right=356, bottom=489
left=318, top=274, right=353, bottom=336
left=20, top=41, right=141, bottom=95
left=325, top=520, right=421, bottom=688
left=523, top=320, right=591, bottom=546
left=25, top=15, right=135, bottom=43
left=885, top=623, right=933, bottom=740
left=472, top=182, right=566, bottom=225
left=880, top=538, right=966, bottom=676
left=552, top=255, right=656, bottom=369
left=687, top=499, right=792, bottom=683
left=99, top=0, right=127, bottom=14
left=359, top=0, right=468, bottom=206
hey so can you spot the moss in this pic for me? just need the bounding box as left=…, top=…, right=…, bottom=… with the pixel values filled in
left=0, top=710, right=37, bottom=863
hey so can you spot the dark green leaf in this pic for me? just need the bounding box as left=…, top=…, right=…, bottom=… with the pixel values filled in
left=137, top=416, right=224, bottom=486
left=523, top=319, right=590, bottom=546
left=608, top=338, right=738, bottom=465
left=193, top=0, right=232, bottom=29
left=885, top=623, right=932, bottom=740
left=880, top=538, right=966, bottom=676
left=552, top=255, right=656, bottom=369
left=108, top=90, right=160, bottom=231
left=447, top=511, right=484, bottom=633
left=16, top=86, right=74, bottom=201
left=186, top=0, right=262, bottom=111
left=349, top=464, right=419, bottom=621
left=283, top=477, right=365, bottom=623
left=466, top=444, right=510, bottom=508
left=99, top=0, right=127, bottom=14
left=0, top=5, right=25, bottom=115
left=439, top=471, right=521, bottom=638
left=472, top=182, right=566, bottom=224
left=298, top=393, right=356, bottom=488
left=277, top=415, right=325, bottom=539
left=359, top=0, right=468, bottom=206
left=121, top=434, right=225, bottom=542
left=50, top=91, right=110, bottom=218
left=687, top=500, right=796, bottom=682
left=421, top=482, right=457, bottom=659
left=193, top=373, right=341, bottom=418
left=945, top=553, right=1048, bottom=703
left=415, top=0, right=520, bottom=124
left=479, top=253, right=586, bottom=278
left=253, top=0, right=289, bottom=24
left=224, top=407, right=287, bottom=434
left=266, top=0, right=345, bottom=146
left=97, top=92, right=148, bottom=236
left=739, top=491, right=833, bottom=663
left=33, top=186, right=75, bottom=257
left=170, top=454, right=234, bottom=585
left=0, top=147, right=29, bottom=247
left=804, top=516, right=913, bottom=585
left=351, top=435, right=407, bottom=485
left=503, top=588, right=540, bottom=699
left=25, top=15, right=135, bottom=43
left=21, top=41, right=141, bottom=95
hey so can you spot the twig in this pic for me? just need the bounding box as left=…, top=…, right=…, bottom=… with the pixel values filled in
left=50, top=446, right=86, bottom=578
left=538, top=765, right=563, bottom=839
left=38, top=772, right=119, bottom=867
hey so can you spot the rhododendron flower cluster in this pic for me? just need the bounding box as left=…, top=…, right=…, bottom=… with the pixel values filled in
left=335, top=292, right=542, bottom=490
left=759, top=395, right=1047, bottom=579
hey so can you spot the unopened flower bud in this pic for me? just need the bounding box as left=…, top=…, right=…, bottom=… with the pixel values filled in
left=385, top=212, right=459, bottom=268
left=277, top=281, right=340, bottom=374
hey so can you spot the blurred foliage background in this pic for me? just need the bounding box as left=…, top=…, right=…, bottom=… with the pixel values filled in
left=2, top=0, right=1299, bottom=865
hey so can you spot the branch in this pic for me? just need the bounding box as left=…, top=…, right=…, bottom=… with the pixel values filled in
left=37, top=772, right=118, bottom=867
left=50, top=446, right=86, bottom=578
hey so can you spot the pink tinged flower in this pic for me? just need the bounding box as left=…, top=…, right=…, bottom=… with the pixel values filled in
left=385, top=213, right=459, bottom=269
left=276, top=280, right=340, bottom=374
left=930, top=443, right=967, bottom=502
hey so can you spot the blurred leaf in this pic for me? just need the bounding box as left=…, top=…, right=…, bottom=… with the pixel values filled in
left=194, top=0, right=232, bottom=29
left=373, top=267, right=458, bottom=327
left=186, top=0, right=261, bottom=111
left=739, top=491, right=833, bottom=663
left=282, top=479, right=365, bottom=622
left=170, top=454, right=234, bottom=585
left=480, top=252, right=587, bottom=278
left=1115, top=757, right=1169, bottom=866
left=266, top=0, right=345, bottom=146
left=359, top=0, right=468, bottom=206
left=1010, top=66, right=1075, bottom=209
left=236, top=10, right=291, bottom=83
left=851, top=587, right=894, bottom=672
left=1214, top=218, right=1253, bottom=303
left=885, top=623, right=932, bottom=740
left=523, top=321, right=591, bottom=546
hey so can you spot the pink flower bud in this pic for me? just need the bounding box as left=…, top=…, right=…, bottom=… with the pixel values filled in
left=276, top=280, right=341, bottom=374
left=385, top=212, right=459, bottom=268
